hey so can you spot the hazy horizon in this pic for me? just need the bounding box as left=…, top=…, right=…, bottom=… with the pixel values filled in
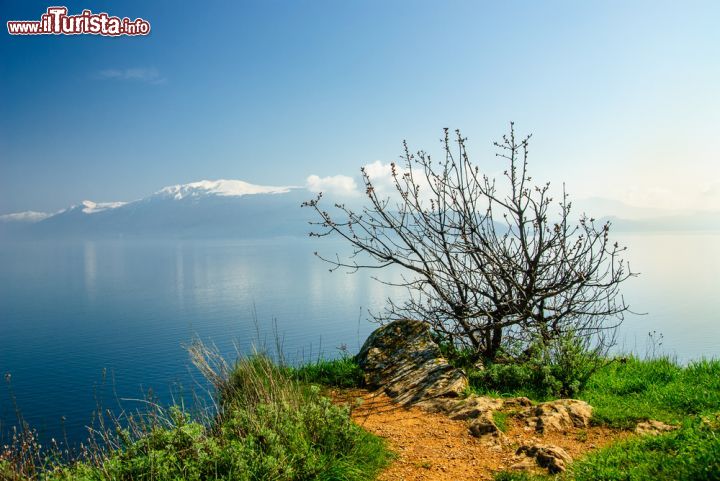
left=2, top=176, right=719, bottom=235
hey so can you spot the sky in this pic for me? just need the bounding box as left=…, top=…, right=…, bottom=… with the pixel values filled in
left=1, top=0, right=719, bottom=216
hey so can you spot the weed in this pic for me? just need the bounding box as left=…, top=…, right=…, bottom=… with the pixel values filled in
left=492, top=411, right=510, bottom=433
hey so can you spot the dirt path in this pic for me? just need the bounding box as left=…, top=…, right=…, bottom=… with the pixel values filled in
left=334, top=389, right=626, bottom=481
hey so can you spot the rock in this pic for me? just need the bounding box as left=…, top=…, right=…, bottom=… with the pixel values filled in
left=523, top=399, right=592, bottom=433
left=502, top=397, right=533, bottom=408
left=514, top=443, right=572, bottom=474
left=418, top=394, right=503, bottom=419
left=510, top=456, right=539, bottom=471
left=355, top=320, right=468, bottom=405
left=468, top=417, right=498, bottom=436
left=635, top=420, right=678, bottom=436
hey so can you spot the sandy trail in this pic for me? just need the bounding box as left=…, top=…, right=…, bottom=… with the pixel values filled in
left=334, top=389, right=626, bottom=481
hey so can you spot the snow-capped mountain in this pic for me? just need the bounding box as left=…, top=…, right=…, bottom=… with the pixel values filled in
left=7, top=179, right=715, bottom=240
left=79, top=200, right=128, bottom=214
left=0, top=211, right=52, bottom=223
left=153, top=179, right=295, bottom=200
left=0, top=180, right=312, bottom=239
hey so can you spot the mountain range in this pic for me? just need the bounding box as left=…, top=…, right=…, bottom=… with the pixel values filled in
left=0, top=180, right=314, bottom=239
left=1, top=179, right=718, bottom=240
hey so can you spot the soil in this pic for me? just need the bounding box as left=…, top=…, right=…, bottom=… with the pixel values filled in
left=333, top=389, right=628, bottom=481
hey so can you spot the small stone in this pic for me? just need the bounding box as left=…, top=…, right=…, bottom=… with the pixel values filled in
left=521, top=399, right=593, bottom=433
left=511, top=456, right=539, bottom=471
left=515, top=443, right=572, bottom=474
left=635, top=420, right=678, bottom=436
left=468, top=415, right=506, bottom=445
left=468, top=418, right=499, bottom=437
left=503, top=396, right=533, bottom=408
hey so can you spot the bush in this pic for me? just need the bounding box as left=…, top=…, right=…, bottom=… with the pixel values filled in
left=469, top=331, right=605, bottom=399
left=2, top=353, right=390, bottom=481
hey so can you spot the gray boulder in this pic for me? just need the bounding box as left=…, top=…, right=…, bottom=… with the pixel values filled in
left=513, top=443, right=573, bottom=473
left=523, top=399, right=593, bottom=433
left=355, top=319, right=468, bottom=405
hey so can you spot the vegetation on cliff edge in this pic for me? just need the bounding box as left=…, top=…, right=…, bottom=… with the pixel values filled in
left=0, top=353, right=390, bottom=481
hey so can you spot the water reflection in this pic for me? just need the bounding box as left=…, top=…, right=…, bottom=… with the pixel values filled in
left=83, top=241, right=96, bottom=300
left=1, top=234, right=718, bottom=446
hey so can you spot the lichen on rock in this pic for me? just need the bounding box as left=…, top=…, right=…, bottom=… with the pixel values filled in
left=355, top=319, right=468, bottom=405
left=513, top=443, right=573, bottom=473
left=635, top=419, right=678, bottom=436
left=522, top=399, right=593, bottom=433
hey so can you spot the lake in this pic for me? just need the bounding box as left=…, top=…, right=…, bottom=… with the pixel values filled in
left=1, top=233, right=718, bottom=445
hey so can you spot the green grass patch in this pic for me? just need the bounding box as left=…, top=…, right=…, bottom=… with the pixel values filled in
left=492, top=411, right=510, bottom=432
left=579, top=357, right=720, bottom=428
left=464, top=331, right=606, bottom=399
left=568, top=416, right=720, bottom=480
left=469, top=365, right=556, bottom=401
left=289, top=356, right=365, bottom=388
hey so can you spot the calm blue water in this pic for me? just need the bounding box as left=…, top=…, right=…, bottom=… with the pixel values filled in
left=1, top=234, right=718, bottom=445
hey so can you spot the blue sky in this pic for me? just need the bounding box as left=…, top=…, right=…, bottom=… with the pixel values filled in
left=1, top=1, right=719, bottom=215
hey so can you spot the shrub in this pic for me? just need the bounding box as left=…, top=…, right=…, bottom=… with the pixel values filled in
left=469, top=331, right=606, bottom=398
left=2, top=352, right=390, bottom=481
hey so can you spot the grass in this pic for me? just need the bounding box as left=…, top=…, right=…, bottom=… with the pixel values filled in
left=0, top=350, right=390, bottom=481
left=568, top=415, right=720, bottom=481
left=492, top=411, right=510, bottom=433
left=466, top=355, right=720, bottom=428
left=289, top=356, right=365, bottom=388
left=579, top=357, right=720, bottom=428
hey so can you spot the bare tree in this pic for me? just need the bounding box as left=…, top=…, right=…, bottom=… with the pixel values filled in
left=303, top=124, right=635, bottom=361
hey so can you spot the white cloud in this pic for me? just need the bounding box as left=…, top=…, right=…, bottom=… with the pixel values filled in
left=97, top=67, right=166, bottom=84
left=306, top=174, right=359, bottom=197
left=361, top=160, right=434, bottom=200
left=362, top=160, right=394, bottom=180
left=307, top=160, right=434, bottom=203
